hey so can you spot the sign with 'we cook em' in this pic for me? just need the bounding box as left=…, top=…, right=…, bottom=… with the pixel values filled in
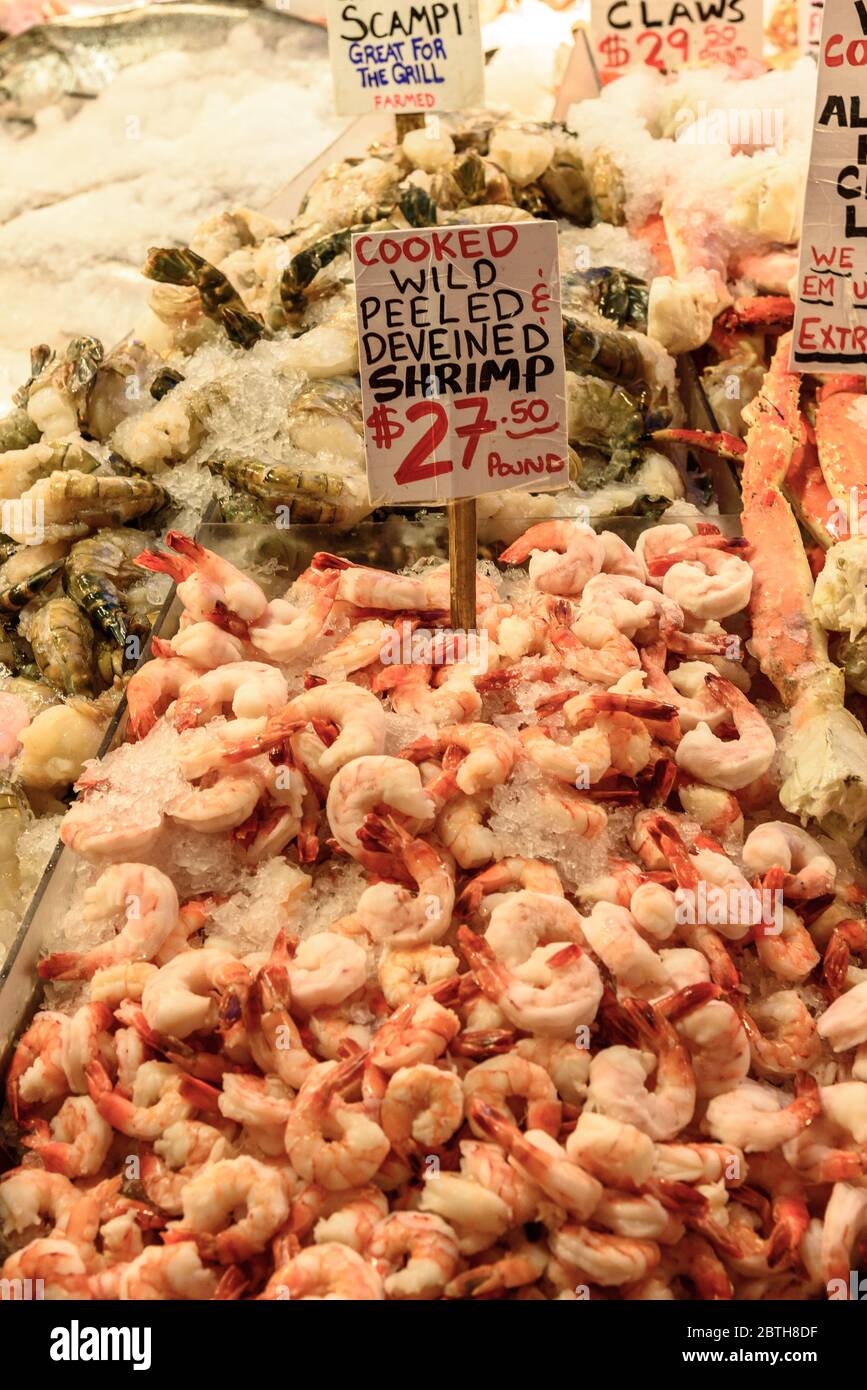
left=792, top=0, right=867, bottom=371
left=326, top=0, right=484, bottom=114
left=352, top=221, right=568, bottom=504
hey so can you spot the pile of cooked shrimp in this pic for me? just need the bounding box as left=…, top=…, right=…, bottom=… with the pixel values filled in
left=2, top=516, right=866, bottom=1302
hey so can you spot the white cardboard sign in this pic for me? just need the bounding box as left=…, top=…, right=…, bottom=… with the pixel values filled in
left=326, top=0, right=484, bottom=115
left=800, top=0, right=824, bottom=53
left=352, top=222, right=568, bottom=504
left=791, top=0, right=867, bottom=373
left=589, top=0, right=763, bottom=81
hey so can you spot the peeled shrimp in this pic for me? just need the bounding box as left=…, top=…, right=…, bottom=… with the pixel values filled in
left=459, top=926, right=603, bottom=1039
left=675, top=676, right=775, bottom=791
left=703, top=1076, right=821, bottom=1152
left=367, top=1212, right=459, bottom=1300
left=39, top=863, right=179, bottom=981
left=284, top=1055, right=390, bottom=1191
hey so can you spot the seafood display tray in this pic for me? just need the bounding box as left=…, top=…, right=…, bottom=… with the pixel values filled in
left=0, top=508, right=742, bottom=1089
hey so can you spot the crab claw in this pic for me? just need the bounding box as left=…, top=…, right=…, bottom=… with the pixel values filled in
left=650, top=427, right=746, bottom=463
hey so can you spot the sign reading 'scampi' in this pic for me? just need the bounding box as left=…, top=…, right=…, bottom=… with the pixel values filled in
left=352, top=222, right=568, bottom=504
left=791, top=0, right=867, bottom=371
left=326, top=1, right=484, bottom=115
left=590, top=0, right=763, bottom=80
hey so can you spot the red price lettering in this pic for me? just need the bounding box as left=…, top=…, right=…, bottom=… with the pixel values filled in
left=454, top=396, right=497, bottom=470
left=391, top=395, right=497, bottom=488
left=392, top=401, right=451, bottom=486
left=636, top=28, right=690, bottom=70
left=510, top=397, right=550, bottom=426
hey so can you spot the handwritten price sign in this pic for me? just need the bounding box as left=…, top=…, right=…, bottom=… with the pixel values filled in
left=591, top=0, right=763, bottom=79
left=792, top=0, right=867, bottom=371
left=352, top=222, right=568, bottom=504
left=326, top=0, right=484, bottom=115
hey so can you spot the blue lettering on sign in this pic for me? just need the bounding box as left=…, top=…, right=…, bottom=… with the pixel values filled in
left=348, top=35, right=449, bottom=87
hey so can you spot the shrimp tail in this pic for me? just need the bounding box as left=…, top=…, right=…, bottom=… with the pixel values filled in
left=176, top=1075, right=222, bottom=1111
left=658, top=981, right=722, bottom=1022
left=38, top=952, right=88, bottom=981
left=134, top=547, right=192, bottom=583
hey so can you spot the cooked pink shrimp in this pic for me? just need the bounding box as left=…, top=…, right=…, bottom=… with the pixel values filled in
left=657, top=548, right=753, bottom=622
left=415, top=722, right=519, bottom=796
left=118, top=1241, right=220, bottom=1300
left=677, top=779, right=744, bottom=838
left=367, top=1212, right=460, bottom=1300
left=580, top=572, right=683, bottom=642
left=640, top=646, right=728, bottom=733
left=248, top=592, right=334, bottom=662
left=819, top=1183, right=867, bottom=1287
left=581, top=901, right=670, bottom=996
left=159, top=620, right=246, bottom=668
left=6, top=1011, right=69, bottom=1119
left=284, top=1054, right=390, bottom=1191
left=566, top=1112, right=655, bottom=1187
left=463, top=1053, right=561, bottom=1136
left=0, top=1168, right=83, bottom=1239
left=126, top=656, right=201, bottom=740
left=368, top=986, right=460, bottom=1073
left=586, top=997, right=698, bottom=1142
left=738, top=993, right=820, bottom=1079
left=262, top=1242, right=384, bottom=1300
left=513, top=1038, right=590, bottom=1105
left=418, top=1171, right=511, bottom=1255
left=22, top=1095, right=112, bottom=1177
left=672, top=997, right=751, bottom=1099
left=140, top=948, right=250, bottom=1039
left=458, top=858, right=563, bottom=916
left=675, top=675, right=776, bottom=790
left=87, top=1058, right=204, bottom=1140
left=742, top=821, right=837, bottom=899
left=754, top=906, right=820, bottom=983
left=470, top=1100, right=602, bottom=1221
left=141, top=1120, right=232, bottom=1214
left=355, top=814, right=455, bottom=945
left=551, top=1222, right=660, bottom=1286
left=435, top=791, right=496, bottom=869
left=39, top=863, right=179, bottom=981
left=551, top=612, right=640, bottom=684
left=651, top=1141, right=744, bottom=1186
left=326, top=755, right=435, bottom=866
left=377, top=663, right=482, bottom=725
left=445, top=1232, right=548, bottom=1299
left=172, top=661, right=289, bottom=731
left=1, top=1238, right=91, bottom=1298
left=459, top=926, right=603, bottom=1038
left=483, top=891, right=586, bottom=968
left=458, top=1139, right=542, bottom=1226
left=499, top=519, right=605, bottom=596
left=136, top=531, right=268, bottom=624
left=380, top=1064, right=464, bottom=1148
left=286, top=932, right=368, bottom=1012
left=817, top=979, right=867, bottom=1051
left=173, top=1154, right=290, bottom=1262
left=291, top=1184, right=388, bottom=1250
left=378, top=944, right=459, bottom=1008
left=703, top=1075, right=821, bottom=1152
left=228, top=682, right=387, bottom=781
left=60, top=1002, right=115, bottom=1093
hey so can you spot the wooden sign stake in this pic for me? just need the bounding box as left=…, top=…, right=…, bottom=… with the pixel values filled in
left=448, top=497, right=477, bottom=631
